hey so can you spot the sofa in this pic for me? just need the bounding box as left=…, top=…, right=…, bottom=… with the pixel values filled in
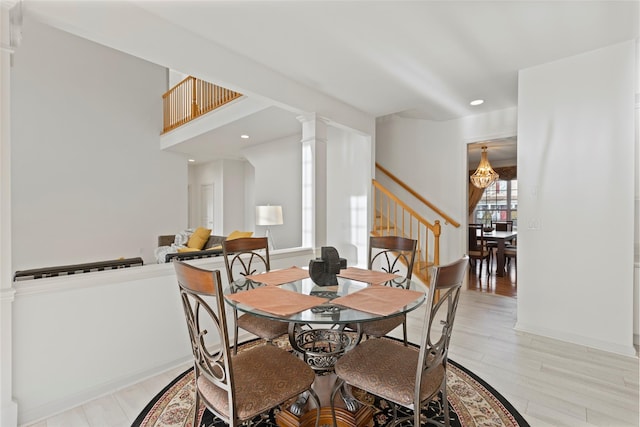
left=157, top=234, right=227, bottom=262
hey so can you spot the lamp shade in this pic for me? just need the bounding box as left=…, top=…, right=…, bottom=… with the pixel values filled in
left=256, top=205, right=283, bottom=226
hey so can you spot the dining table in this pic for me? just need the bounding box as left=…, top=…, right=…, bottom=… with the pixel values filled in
left=480, top=229, right=518, bottom=276
left=223, top=265, right=428, bottom=427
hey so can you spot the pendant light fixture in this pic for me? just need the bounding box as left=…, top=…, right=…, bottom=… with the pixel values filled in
left=470, top=146, right=499, bottom=189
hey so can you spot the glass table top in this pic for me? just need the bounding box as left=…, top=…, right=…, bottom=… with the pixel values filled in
left=223, top=275, right=427, bottom=325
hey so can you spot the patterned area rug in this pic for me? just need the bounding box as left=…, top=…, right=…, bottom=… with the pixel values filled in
left=133, top=338, right=529, bottom=427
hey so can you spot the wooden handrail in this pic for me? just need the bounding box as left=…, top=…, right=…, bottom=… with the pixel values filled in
left=162, top=76, right=243, bottom=134
left=376, top=162, right=460, bottom=228
left=372, top=179, right=441, bottom=285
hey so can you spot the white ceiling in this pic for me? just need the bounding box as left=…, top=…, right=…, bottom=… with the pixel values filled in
left=165, top=106, right=303, bottom=162
left=25, top=1, right=639, bottom=163
left=139, top=0, right=638, bottom=120
left=467, top=137, right=517, bottom=169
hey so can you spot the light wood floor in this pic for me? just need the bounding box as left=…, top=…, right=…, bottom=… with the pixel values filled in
left=25, top=274, right=638, bottom=427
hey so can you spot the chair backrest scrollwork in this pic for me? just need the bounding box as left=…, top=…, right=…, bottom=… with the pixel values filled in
left=368, top=235, right=417, bottom=281
left=416, top=256, right=468, bottom=397
left=222, top=237, right=270, bottom=283
left=174, top=261, right=238, bottom=421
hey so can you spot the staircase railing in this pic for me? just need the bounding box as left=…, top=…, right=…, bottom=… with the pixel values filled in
left=376, top=163, right=460, bottom=227
left=162, top=76, right=242, bottom=134
left=372, top=180, right=441, bottom=283
left=372, top=163, right=460, bottom=285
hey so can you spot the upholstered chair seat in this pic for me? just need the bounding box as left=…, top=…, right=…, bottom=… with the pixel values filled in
left=351, top=315, right=405, bottom=339
left=334, top=338, right=445, bottom=407
left=197, top=344, right=315, bottom=420
left=236, top=314, right=288, bottom=340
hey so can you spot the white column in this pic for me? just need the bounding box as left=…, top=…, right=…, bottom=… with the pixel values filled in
left=0, top=1, right=19, bottom=426
left=298, top=114, right=328, bottom=251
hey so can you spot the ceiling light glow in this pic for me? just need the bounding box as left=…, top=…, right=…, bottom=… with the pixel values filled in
left=240, top=134, right=249, bottom=139
left=470, top=99, right=484, bottom=106
left=188, top=159, right=195, bottom=163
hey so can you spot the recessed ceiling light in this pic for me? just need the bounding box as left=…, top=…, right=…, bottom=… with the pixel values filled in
left=240, top=134, right=249, bottom=139
left=188, top=159, right=195, bottom=163
left=470, top=99, right=484, bottom=106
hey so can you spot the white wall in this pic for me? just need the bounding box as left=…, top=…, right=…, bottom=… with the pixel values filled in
left=11, top=17, right=187, bottom=269
left=243, top=135, right=302, bottom=249
left=11, top=248, right=314, bottom=425
left=515, top=40, right=636, bottom=356
left=377, top=41, right=637, bottom=355
left=189, top=159, right=248, bottom=236
left=634, top=39, right=639, bottom=347
left=375, top=107, right=518, bottom=264
left=326, top=127, right=371, bottom=267
left=24, top=2, right=374, bottom=139
left=375, top=115, right=461, bottom=264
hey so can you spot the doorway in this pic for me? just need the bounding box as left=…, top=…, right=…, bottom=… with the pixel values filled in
left=466, top=138, right=518, bottom=297
left=200, top=184, right=214, bottom=230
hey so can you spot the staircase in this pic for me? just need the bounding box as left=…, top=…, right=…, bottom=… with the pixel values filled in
left=372, top=163, right=460, bottom=285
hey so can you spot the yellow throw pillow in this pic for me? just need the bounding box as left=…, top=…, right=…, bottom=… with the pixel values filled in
left=177, top=247, right=200, bottom=253
left=206, top=245, right=223, bottom=251
left=226, top=230, right=253, bottom=241
left=186, top=227, right=211, bottom=249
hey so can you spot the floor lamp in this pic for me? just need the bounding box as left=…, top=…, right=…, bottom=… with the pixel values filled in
left=256, top=205, right=283, bottom=250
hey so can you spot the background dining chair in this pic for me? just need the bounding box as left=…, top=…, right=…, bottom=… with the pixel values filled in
left=174, top=261, right=320, bottom=427
left=468, top=224, right=490, bottom=276
left=504, top=245, right=517, bottom=280
left=493, top=220, right=513, bottom=232
left=345, top=235, right=417, bottom=345
left=223, top=237, right=288, bottom=353
left=330, top=256, right=468, bottom=427
left=486, top=220, right=514, bottom=265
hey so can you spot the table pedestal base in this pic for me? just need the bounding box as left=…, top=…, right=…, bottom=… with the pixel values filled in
left=276, top=373, right=373, bottom=427
left=276, top=405, right=373, bottom=427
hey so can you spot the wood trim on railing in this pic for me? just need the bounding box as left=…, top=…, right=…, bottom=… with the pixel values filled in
left=375, top=162, right=460, bottom=228
left=374, top=181, right=440, bottom=235
left=372, top=179, right=441, bottom=275
left=162, top=76, right=243, bottom=134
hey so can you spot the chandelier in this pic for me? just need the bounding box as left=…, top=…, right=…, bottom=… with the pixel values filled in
left=470, top=146, right=499, bottom=189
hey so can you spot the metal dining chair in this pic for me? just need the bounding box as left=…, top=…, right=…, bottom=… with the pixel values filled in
left=330, top=256, right=469, bottom=427
left=222, top=237, right=289, bottom=353
left=174, top=261, right=320, bottom=427
left=347, top=236, right=418, bottom=345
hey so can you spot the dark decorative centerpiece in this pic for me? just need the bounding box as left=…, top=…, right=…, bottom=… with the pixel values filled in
left=308, top=246, right=347, bottom=286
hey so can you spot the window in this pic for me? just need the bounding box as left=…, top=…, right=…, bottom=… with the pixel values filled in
left=473, top=179, right=518, bottom=228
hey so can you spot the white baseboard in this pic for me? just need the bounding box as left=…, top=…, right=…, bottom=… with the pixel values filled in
left=514, top=321, right=638, bottom=358
left=2, top=400, right=18, bottom=427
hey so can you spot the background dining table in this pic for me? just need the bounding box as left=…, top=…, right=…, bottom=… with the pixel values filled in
left=480, top=229, right=518, bottom=276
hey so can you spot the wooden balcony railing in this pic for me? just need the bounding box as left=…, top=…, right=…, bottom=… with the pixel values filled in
left=162, top=76, right=242, bottom=134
